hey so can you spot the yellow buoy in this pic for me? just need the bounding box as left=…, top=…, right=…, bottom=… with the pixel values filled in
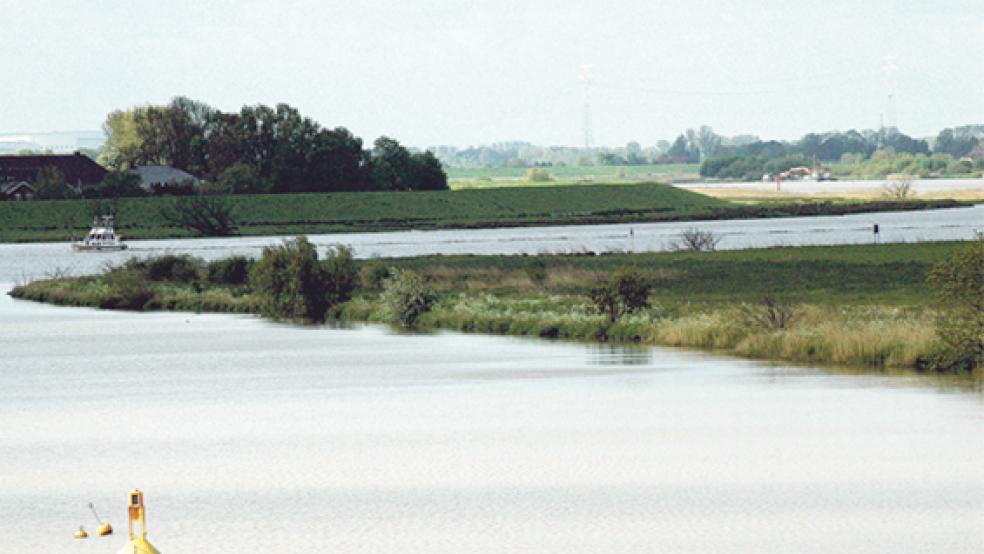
left=96, top=522, right=113, bottom=536
left=89, top=502, right=113, bottom=536
left=74, top=526, right=88, bottom=539
left=117, top=489, right=161, bottom=554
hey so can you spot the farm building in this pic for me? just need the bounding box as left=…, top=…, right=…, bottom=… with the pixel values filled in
left=0, top=181, right=36, bottom=200
left=0, top=152, right=107, bottom=191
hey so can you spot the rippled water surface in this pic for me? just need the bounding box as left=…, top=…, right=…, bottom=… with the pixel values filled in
left=1, top=290, right=982, bottom=553
left=0, top=204, right=981, bottom=283
left=1, top=213, right=983, bottom=553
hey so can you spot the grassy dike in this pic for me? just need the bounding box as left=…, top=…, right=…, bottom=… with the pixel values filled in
left=0, top=182, right=965, bottom=242
left=9, top=241, right=972, bottom=373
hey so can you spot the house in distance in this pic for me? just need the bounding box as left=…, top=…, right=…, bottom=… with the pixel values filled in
left=0, top=152, right=107, bottom=194
left=130, top=165, right=201, bottom=192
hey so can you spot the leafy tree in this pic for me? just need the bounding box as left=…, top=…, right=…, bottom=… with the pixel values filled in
left=694, top=125, right=722, bottom=161
left=321, top=245, right=359, bottom=307
left=667, top=134, right=699, bottom=163
left=933, top=128, right=980, bottom=158
left=250, top=237, right=329, bottom=322
left=99, top=109, right=142, bottom=169
left=158, top=194, right=237, bottom=236
left=926, top=236, right=984, bottom=371
left=381, top=269, right=437, bottom=327
left=370, top=136, right=415, bottom=190
left=588, top=267, right=650, bottom=322
left=411, top=151, right=448, bottom=190
left=362, top=261, right=393, bottom=290
left=206, top=256, right=253, bottom=286
left=33, top=166, right=68, bottom=199
left=88, top=171, right=145, bottom=198
left=216, top=162, right=268, bottom=195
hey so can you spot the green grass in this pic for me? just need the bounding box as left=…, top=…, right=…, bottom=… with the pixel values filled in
left=0, top=182, right=965, bottom=244
left=380, top=241, right=962, bottom=306
left=446, top=163, right=699, bottom=181
left=0, top=183, right=730, bottom=242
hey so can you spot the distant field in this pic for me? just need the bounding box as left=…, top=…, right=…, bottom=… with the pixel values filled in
left=0, top=182, right=729, bottom=242
left=446, top=163, right=699, bottom=181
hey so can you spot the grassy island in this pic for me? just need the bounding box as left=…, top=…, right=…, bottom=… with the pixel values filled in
left=10, top=239, right=981, bottom=374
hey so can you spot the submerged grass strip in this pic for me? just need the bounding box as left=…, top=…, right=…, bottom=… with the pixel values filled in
left=8, top=241, right=971, bottom=373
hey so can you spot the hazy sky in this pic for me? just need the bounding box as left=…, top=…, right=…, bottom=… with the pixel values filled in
left=2, top=0, right=982, bottom=147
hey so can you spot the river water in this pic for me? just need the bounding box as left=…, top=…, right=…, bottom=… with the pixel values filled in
left=1, top=204, right=982, bottom=283
left=1, top=213, right=982, bottom=553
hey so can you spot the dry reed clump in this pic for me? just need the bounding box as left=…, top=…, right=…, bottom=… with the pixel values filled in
left=728, top=306, right=936, bottom=368
left=653, top=310, right=747, bottom=349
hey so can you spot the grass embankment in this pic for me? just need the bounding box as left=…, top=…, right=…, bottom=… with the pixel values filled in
left=10, top=242, right=972, bottom=373
left=0, top=182, right=965, bottom=243
left=0, top=183, right=724, bottom=242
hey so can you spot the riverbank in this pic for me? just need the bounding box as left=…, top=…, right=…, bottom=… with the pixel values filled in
left=9, top=241, right=975, bottom=374
left=0, top=182, right=968, bottom=243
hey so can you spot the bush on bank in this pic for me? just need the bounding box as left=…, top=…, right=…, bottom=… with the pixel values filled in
left=249, top=238, right=358, bottom=322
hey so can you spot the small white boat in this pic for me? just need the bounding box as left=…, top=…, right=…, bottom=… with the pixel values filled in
left=72, top=215, right=128, bottom=252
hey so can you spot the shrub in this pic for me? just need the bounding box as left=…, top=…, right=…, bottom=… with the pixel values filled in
left=882, top=177, right=913, bottom=199
left=525, top=168, right=553, bottom=182
left=146, top=255, right=202, bottom=283
left=670, top=228, right=721, bottom=252
left=381, top=269, right=436, bottom=327
left=587, top=267, right=650, bottom=322
left=250, top=237, right=329, bottom=322
left=925, top=235, right=984, bottom=371
left=524, top=259, right=548, bottom=288
left=206, top=256, right=253, bottom=286
left=101, top=269, right=155, bottom=310
left=362, top=260, right=392, bottom=290
left=322, top=245, right=359, bottom=306
left=158, top=194, right=237, bottom=236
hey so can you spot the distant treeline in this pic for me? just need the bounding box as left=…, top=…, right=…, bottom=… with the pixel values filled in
left=101, top=96, right=446, bottom=193
left=433, top=125, right=984, bottom=174
left=699, top=126, right=984, bottom=180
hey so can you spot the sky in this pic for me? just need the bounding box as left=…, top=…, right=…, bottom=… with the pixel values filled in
left=1, top=0, right=982, bottom=148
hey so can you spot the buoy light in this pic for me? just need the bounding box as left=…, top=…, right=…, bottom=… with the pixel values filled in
left=74, top=526, right=88, bottom=539
left=119, top=489, right=161, bottom=554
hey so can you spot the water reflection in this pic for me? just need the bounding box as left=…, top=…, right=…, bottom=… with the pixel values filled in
left=586, top=343, right=653, bottom=366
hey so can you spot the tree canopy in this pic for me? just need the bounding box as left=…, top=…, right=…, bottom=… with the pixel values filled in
left=100, top=96, right=447, bottom=194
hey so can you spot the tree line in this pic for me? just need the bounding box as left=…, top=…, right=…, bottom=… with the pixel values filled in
left=698, top=126, right=984, bottom=180
left=100, top=96, right=446, bottom=194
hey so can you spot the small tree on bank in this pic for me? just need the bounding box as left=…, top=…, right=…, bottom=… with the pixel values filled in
left=382, top=269, right=436, bottom=327
left=670, top=228, right=721, bottom=252
left=926, top=235, right=984, bottom=371
left=588, top=267, right=650, bottom=322
left=249, top=238, right=358, bottom=322
left=159, top=193, right=238, bottom=236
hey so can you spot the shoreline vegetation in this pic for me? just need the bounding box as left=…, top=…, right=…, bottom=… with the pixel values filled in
left=10, top=239, right=981, bottom=376
left=0, top=182, right=970, bottom=243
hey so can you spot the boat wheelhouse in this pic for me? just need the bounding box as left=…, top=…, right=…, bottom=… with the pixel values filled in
left=72, top=215, right=128, bottom=251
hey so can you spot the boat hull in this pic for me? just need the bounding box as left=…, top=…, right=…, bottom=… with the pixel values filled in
left=72, top=244, right=128, bottom=252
